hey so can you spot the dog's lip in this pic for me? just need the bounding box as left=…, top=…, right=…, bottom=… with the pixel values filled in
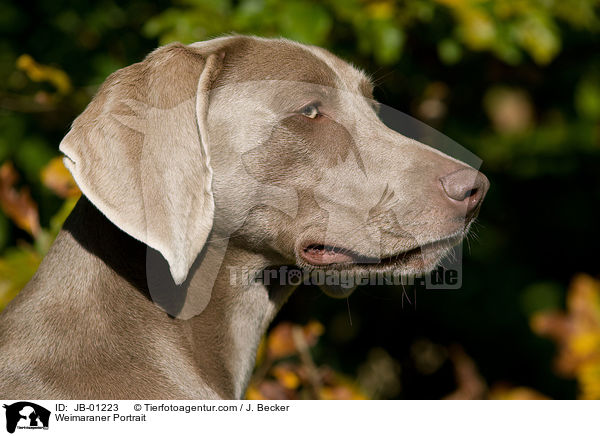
left=300, top=244, right=357, bottom=265
left=299, top=235, right=463, bottom=268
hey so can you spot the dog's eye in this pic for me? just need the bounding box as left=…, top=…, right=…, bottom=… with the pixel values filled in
left=300, top=103, right=321, bottom=119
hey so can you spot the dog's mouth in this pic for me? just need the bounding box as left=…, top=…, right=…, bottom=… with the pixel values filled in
left=299, top=234, right=463, bottom=272
left=295, top=233, right=466, bottom=299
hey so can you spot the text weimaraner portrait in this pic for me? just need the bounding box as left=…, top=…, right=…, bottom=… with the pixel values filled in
left=0, top=35, right=488, bottom=399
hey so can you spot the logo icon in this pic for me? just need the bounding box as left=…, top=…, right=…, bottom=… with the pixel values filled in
left=3, top=402, right=50, bottom=434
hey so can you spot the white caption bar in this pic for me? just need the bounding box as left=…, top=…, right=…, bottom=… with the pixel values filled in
left=0, top=400, right=595, bottom=436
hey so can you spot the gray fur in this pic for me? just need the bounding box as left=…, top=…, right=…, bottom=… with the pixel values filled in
left=0, top=36, right=488, bottom=399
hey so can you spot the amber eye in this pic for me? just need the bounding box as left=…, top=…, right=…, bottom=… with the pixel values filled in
left=300, top=103, right=320, bottom=119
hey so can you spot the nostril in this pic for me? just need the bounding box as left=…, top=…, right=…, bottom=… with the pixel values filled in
left=462, top=188, right=478, bottom=201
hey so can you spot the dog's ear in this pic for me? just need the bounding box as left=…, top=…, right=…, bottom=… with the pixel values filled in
left=60, top=43, right=224, bottom=284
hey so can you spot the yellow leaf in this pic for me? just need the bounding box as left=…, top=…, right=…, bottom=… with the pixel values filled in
left=267, top=322, right=298, bottom=359
left=303, top=320, right=324, bottom=340
left=17, top=54, right=72, bottom=95
left=245, top=384, right=265, bottom=400
left=572, top=332, right=600, bottom=356
left=531, top=274, right=600, bottom=398
left=366, top=1, right=395, bottom=20
left=488, top=385, right=549, bottom=400
left=0, top=246, right=42, bottom=311
left=41, top=157, right=81, bottom=199
left=267, top=320, right=324, bottom=360
left=577, top=361, right=600, bottom=400
left=272, top=365, right=301, bottom=390
left=254, top=337, right=267, bottom=367
left=320, top=385, right=367, bottom=400
left=0, top=162, right=40, bottom=237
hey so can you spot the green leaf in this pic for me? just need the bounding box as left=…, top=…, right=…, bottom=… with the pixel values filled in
left=277, top=1, right=333, bottom=46
left=438, top=38, right=462, bottom=65
left=520, top=281, right=563, bottom=316
left=14, top=137, right=54, bottom=184
left=372, top=21, right=404, bottom=65
left=515, top=13, right=561, bottom=65
left=575, top=74, right=600, bottom=120
left=0, top=245, right=41, bottom=311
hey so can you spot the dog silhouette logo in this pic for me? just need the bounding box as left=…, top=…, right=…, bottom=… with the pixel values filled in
left=2, top=402, right=50, bottom=433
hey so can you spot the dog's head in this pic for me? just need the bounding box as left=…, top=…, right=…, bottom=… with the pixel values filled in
left=60, top=36, right=488, bottom=298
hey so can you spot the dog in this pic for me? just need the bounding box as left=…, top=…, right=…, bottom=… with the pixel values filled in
left=0, top=35, right=488, bottom=399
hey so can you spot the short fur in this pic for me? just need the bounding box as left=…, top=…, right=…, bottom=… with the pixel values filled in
left=0, top=36, right=488, bottom=399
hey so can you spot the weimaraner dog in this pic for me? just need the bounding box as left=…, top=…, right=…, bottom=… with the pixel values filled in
left=0, top=35, right=488, bottom=399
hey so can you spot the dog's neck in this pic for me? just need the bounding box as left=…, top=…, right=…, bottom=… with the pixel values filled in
left=181, top=238, right=294, bottom=398
left=56, top=197, right=293, bottom=398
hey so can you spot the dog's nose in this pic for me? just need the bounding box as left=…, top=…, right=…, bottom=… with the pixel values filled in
left=440, top=168, right=489, bottom=219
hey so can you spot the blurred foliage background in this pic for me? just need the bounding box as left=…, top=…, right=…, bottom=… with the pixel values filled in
left=1, top=0, right=599, bottom=399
